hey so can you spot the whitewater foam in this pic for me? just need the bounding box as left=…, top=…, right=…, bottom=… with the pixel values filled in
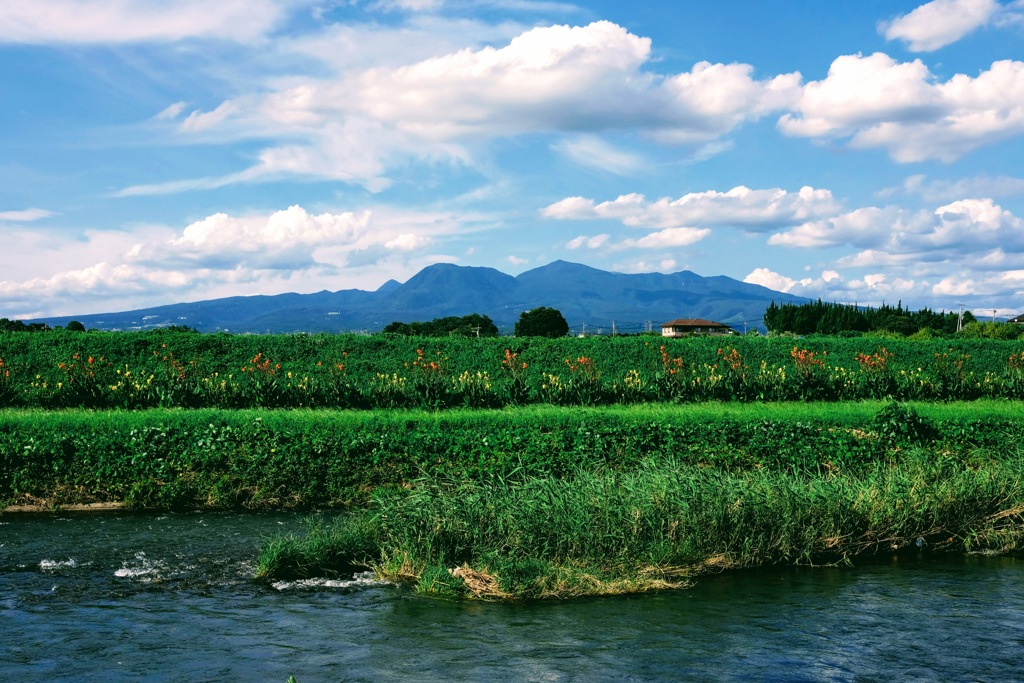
left=271, top=572, right=387, bottom=591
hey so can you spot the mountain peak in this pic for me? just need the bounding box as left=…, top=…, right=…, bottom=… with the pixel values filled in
left=31, top=260, right=805, bottom=333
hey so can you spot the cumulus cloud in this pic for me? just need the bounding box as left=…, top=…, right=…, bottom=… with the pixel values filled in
left=744, top=267, right=925, bottom=303
left=881, top=0, right=1001, bottom=51
left=0, top=204, right=468, bottom=316
left=0, top=0, right=291, bottom=44
left=744, top=268, right=805, bottom=293
left=542, top=185, right=839, bottom=231
left=768, top=207, right=916, bottom=249
left=779, top=53, right=1024, bottom=162
left=745, top=194, right=1024, bottom=308
left=158, top=21, right=801, bottom=191
left=773, top=198, right=1024, bottom=258
left=347, top=21, right=799, bottom=141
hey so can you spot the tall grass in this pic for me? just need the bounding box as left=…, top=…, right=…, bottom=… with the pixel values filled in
left=256, top=449, right=1024, bottom=599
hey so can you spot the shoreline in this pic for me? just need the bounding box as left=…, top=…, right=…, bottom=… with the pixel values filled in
left=2, top=501, right=127, bottom=514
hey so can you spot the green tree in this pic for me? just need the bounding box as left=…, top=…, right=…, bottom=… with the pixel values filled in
left=65, top=320, right=87, bottom=332
left=383, top=314, right=499, bottom=337
left=515, top=307, right=569, bottom=338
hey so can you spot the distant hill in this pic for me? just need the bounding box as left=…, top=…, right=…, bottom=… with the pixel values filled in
left=32, top=260, right=807, bottom=334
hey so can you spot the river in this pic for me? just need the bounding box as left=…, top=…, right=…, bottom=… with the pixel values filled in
left=2, top=511, right=1023, bottom=682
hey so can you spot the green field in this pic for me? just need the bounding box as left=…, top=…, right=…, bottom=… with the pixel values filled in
left=2, top=400, right=1022, bottom=511
left=3, top=329, right=1024, bottom=408
left=5, top=329, right=1024, bottom=599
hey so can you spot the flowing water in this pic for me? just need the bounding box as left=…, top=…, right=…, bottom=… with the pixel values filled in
left=2, top=511, right=1023, bottom=682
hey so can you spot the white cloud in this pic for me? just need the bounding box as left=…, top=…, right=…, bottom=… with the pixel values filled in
left=370, top=0, right=443, bottom=10
left=773, top=198, right=1024, bottom=257
left=160, top=22, right=801, bottom=191
left=768, top=207, right=911, bottom=249
left=780, top=53, right=1024, bottom=162
left=151, top=205, right=373, bottom=270
left=621, top=227, right=710, bottom=249
left=881, top=0, right=1000, bottom=51
left=154, top=102, right=188, bottom=121
left=543, top=185, right=839, bottom=231
left=0, top=208, right=55, bottom=222
left=744, top=268, right=802, bottom=293
left=0, top=204, right=471, bottom=316
left=552, top=136, right=645, bottom=175
left=745, top=267, right=922, bottom=302
left=566, top=234, right=611, bottom=250
left=932, top=275, right=976, bottom=296
left=614, top=259, right=683, bottom=274
left=385, top=233, right=433, bottom=250
left=566, top=227, right=708, bottom=252
left=347, top=22, right=799, bottom=141
left=779, top=54, right=943, bottom=139
left=507, top=255, right=528, bottom=266
left=0, top=1, right=291, bottom=44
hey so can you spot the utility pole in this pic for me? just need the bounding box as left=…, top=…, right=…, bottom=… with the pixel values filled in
left=992, top=309, right=997, bottom=323
left=612, top=320, right=616, bottom=336
left=581, top=322, right=587, bottom=337
left=471, top=326, right=481, bottom=338
left=956, top=302, right=965, bottom=332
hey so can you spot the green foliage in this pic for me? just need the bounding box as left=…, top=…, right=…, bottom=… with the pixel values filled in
left=515, top=307, right=569, bottom=338
left=383, top=313, right=499, bottom=337
left=765, top=299, right=972, bottom=336
left=871, top=401, right=938, bottom=446
left=2, top=329, right=1024, bottom=409
left=4, top=402, right=1024, bottom=512
left=0, top=318, right=50, bottom=333
left=257, top=445, right=1024, bottom=599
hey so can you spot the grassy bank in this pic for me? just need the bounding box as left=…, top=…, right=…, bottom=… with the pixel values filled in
left=3, top=401, right=1023, bottom=511
left=255, top=450, right=1024, bottom=599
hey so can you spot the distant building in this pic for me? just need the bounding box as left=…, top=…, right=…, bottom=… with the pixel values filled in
left=660, top=318, right=734, bottom=337
left=1010, top=314, right=1024, bottom=325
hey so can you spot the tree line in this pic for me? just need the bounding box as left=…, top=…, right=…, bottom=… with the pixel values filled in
left=384, top=308, right=570, bottom=338
left=764, top=300, right=978, bottom=336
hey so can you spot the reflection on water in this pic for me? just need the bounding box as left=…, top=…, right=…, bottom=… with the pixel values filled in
left=2, top=511, right=1023, bottom=682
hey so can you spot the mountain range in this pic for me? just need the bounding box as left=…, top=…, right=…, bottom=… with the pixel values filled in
left=33, top=260, right=807, bottom=334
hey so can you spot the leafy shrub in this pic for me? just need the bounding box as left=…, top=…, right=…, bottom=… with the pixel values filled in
left=872, top=402, right=938, bottom=446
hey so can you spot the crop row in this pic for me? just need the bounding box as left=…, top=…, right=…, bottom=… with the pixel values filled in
left=3, top=331, right=1024, bottom=407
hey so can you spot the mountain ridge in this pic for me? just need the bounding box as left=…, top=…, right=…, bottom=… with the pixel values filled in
left=31, top=261, right=807, bottom=334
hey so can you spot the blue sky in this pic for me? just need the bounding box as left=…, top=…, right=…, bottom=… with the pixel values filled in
left=2, top=0, right=1024, bottom=319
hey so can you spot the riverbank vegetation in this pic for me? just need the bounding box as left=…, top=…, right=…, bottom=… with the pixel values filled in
left=4, top=328, right=1024, bottom=599
left=256, top=447, right=1024, bottom=599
